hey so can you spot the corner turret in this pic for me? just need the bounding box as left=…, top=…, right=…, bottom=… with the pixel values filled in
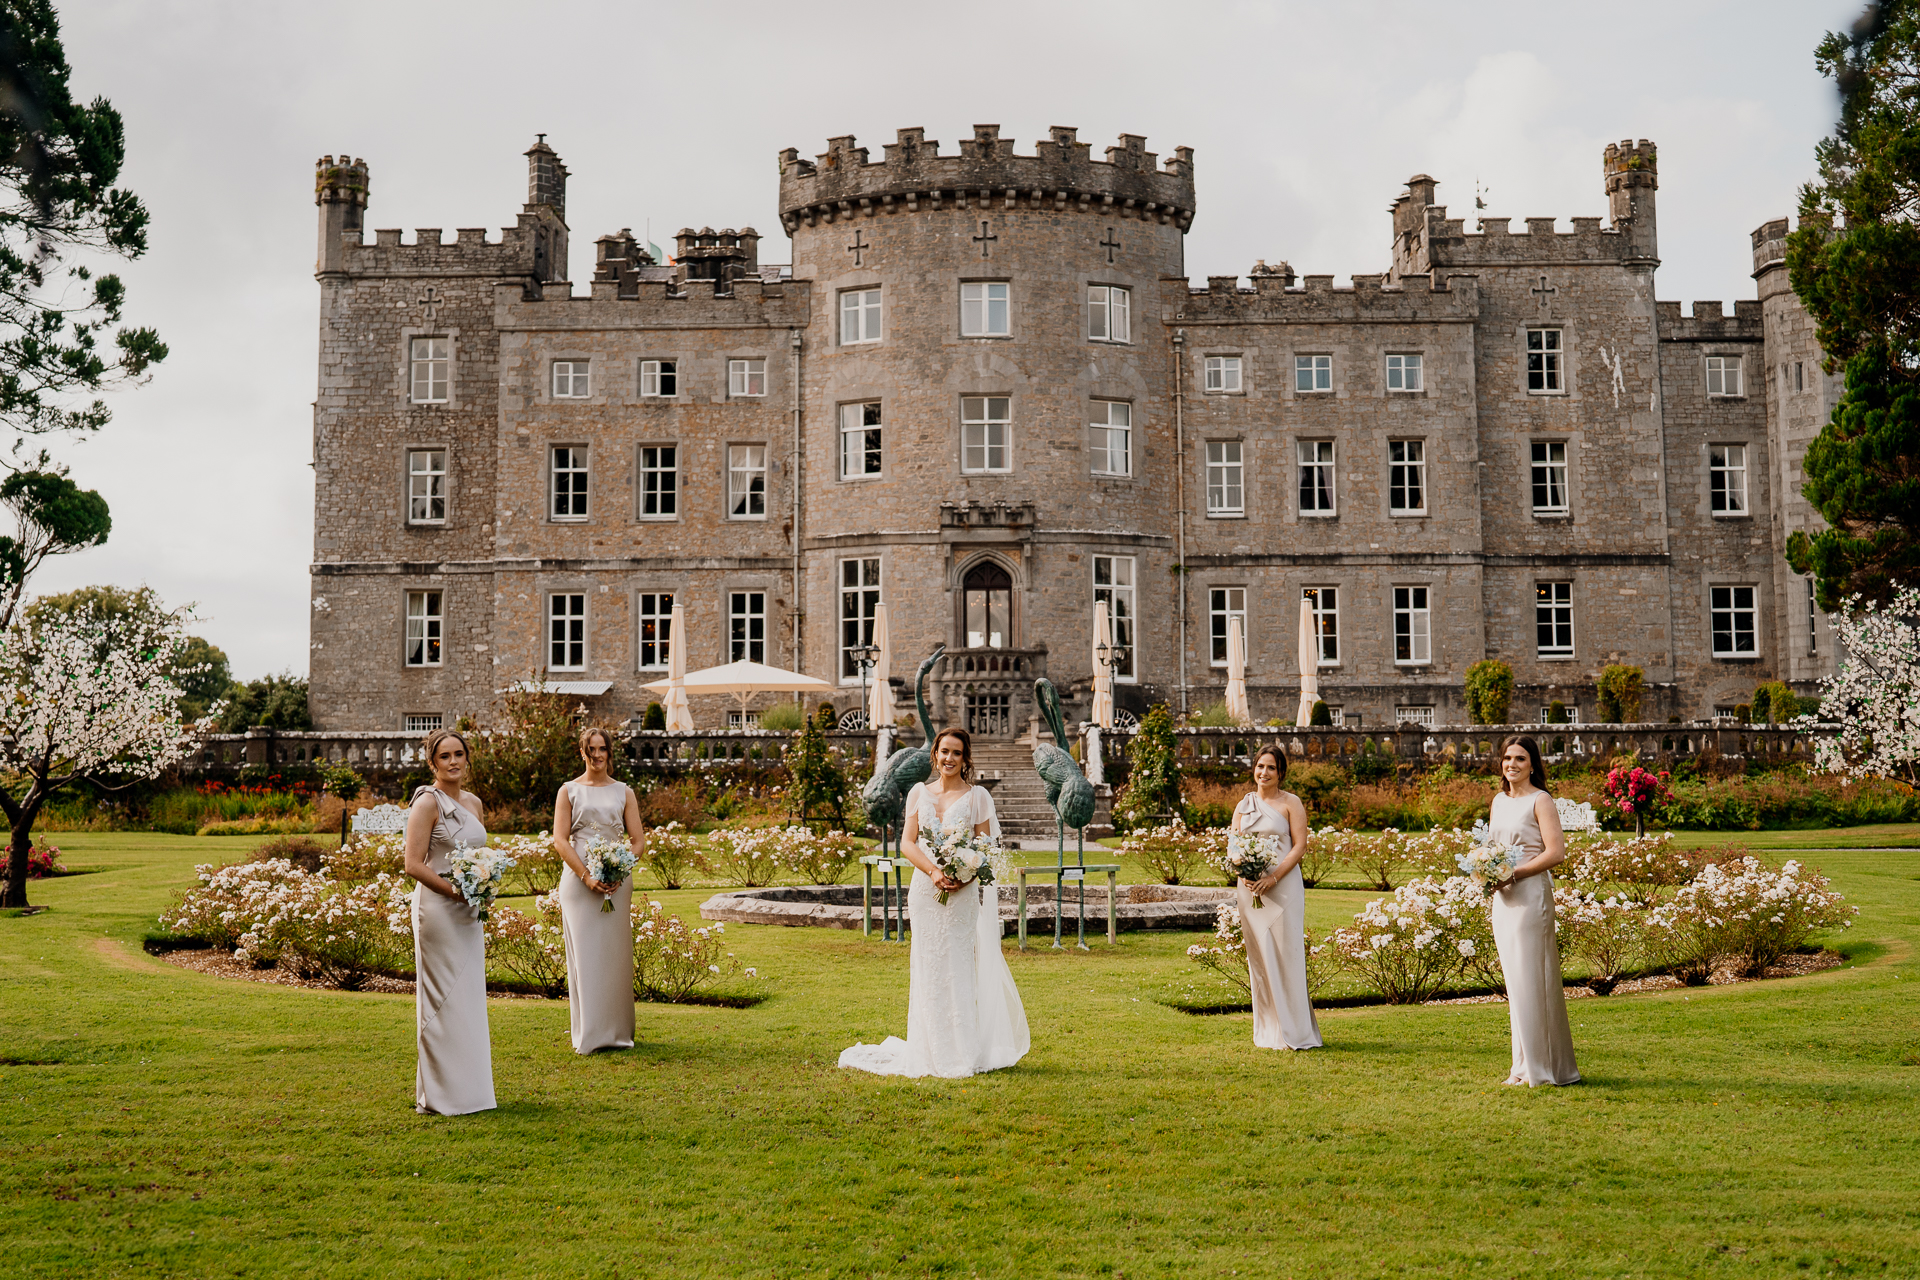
left=522, top=136, right=569, bottom=284
left=314, top=154, right=368, bottom=276
left=1604, top=139, right=1658, bottom=264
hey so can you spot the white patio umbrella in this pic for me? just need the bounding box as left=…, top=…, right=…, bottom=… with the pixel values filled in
left=1090, top=599, right=1115, bottom=730
left=661, top=602, right=693, bottom=732
left=1295, top=595, right=1322, bottom=727
left=643, top=657, right=833, bottom=723
left=867, top=602, right=893, bottom=733
left=1225, top=614, right=1252, bottom=725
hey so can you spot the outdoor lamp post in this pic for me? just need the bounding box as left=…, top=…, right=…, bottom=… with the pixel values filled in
left=851, top=643, right=880, bottom=728
left=1094, top=638, right=1128, bottom=676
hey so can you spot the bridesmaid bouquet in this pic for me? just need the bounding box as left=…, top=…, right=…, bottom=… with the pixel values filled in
left=445, top=841, right=517, bottom=920
left=932, top=830, right=1000, bottom=905
left=579, top=835, right=638, bottom=912
left=1457, top=821, right=1526, bottom=897
left=1216, top=832, right=1282, bottom=907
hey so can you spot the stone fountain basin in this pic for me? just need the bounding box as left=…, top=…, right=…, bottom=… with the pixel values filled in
left=697, top=883, right=1233, bottom=935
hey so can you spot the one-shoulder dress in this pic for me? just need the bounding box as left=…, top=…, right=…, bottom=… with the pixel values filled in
left=1233, top=791, right=1322, bottom=1051
left=410, top=786, right=496, bottom=1115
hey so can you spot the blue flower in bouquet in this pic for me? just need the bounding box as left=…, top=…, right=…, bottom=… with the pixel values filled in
left=445, top=841, right=517, bottom=920
left=580, top=835, right=639, bottom=912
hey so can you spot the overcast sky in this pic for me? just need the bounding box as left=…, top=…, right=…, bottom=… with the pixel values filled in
left=53, top=0, right=1859, bottom=680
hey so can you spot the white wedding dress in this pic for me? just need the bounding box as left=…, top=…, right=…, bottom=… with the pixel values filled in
left=838, top=782, right=1030, bottom=1078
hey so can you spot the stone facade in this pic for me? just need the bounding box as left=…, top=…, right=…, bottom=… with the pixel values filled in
left=309, top=129, right=1835, bottom=734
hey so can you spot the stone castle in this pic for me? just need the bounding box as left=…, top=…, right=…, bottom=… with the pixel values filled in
left=308, top=126, right=1834, bottom=736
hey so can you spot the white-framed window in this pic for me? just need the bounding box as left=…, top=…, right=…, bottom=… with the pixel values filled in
left=639, top=445, right=676, bottom=519
left=407, top=449, right=446, bottom=524
left=729, top=359, right=766, bottom=397
left=1710, top=443, right=1748, bottom=515
left=1294, top=354, right=1332, bottom=393
left=1536, top=582, right=1574, bottom=656
left=730, top=591, right=766, bottom=663
left=637, top=592, right=673, bottom=671
left=640, top=359, right=677, bottom=397
left=1303, top=587, right=1339, bottom=665
left=1706, top=355, right=1744, bottom=398
left=840, top=288, right=882, bottom=345
left=839, top=402, right=882, bottom=480
left=728, top=445, right=767, bottom=519
left=1092, top=555, right=1136, bottom=681
left=1540, top=704, right=1583, bottom=726
left=1087, top=285, right=1131, bottom=343
left=1711, top=585, right=1758, bottom=657
left=1298, top=440, right=1336, bottom=515
left=1395, top=706, right=1434, bottom=728
left=1090, top=401, right=1132, bottom=476
left=1807, top=577, right=1820, bottom=656
left=405, top=590, right=442, bottom=667
left=961, top=282, right=1009, bottom=337
left=1393, top=585, right=1431, bottom=665
left=403, top=713, right=443, bottom=734
left=839, top=558, right=882, bottom=682
left=410, top=337, right=449, bottom=404
left=1204, top=356, right=1242, bottom=393
left=1527, top=328, right=1563, bottom=393
left=1530, top=441, right=1569, bottom=513
left=551, top=446, right=588, bottom=520
left=1206, top=441, right=1243, bottom=516
left=961, top=397, right=1011, bottom=473
left=1209, top=586, right=1246, bottom=667
left=726, top=710, right=761, bottom=729
left=548, top=593, right=586, bottom=671
left=1386, top=353, right=1424, bottom=392
left=552, top=360, right=590, bottom=398
left=1388, top=440, right=1425, bottom=515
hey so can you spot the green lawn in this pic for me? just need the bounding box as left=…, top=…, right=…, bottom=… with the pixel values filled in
left=2, top=830, right=1917, bottom=1279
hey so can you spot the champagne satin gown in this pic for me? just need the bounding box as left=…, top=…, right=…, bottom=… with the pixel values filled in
left=1233, top=792, right=1322, bottom=1051
left=410, top=786, right=496, bottom=1115
left=1488, top=789, right=1581, bottom=1086
left=558, top=780, right=636, bottom=1054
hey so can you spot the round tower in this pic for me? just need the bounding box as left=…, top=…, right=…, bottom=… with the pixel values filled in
left=779, top=125, right=1196, bottom=733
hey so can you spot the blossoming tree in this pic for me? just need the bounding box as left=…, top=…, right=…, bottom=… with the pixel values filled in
left=0, top=608, right=203, bottom=907
left=1806, top=584, right=1920, bottom=782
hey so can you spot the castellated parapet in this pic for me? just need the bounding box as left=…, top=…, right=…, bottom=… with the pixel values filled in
left=777, top=125, right=1195, bottom=232
left=1171, top=270, right=1480, bottom=324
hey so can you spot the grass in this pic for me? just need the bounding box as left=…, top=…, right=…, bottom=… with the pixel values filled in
left=1, top=830, right=1917, bottom=1278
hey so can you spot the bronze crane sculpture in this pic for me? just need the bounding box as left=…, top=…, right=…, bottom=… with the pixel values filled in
left=1033, top=677, right=1097, bottom=947
left=860, top=646, right=945, bottom=860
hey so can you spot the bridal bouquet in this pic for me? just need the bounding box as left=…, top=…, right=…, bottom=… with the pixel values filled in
left=1456, top=820, right=1526, bottom=897
left=579, top=835, right=638, bottom=912
left=1216, top=831, right=1282, bottom=907
left=932, top=829, right=1000, bottom=905
left=444, top=841, right=517, bottom=920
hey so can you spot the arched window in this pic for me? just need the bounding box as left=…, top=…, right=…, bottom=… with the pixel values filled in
left=963, top=562, right=1012, bottom=649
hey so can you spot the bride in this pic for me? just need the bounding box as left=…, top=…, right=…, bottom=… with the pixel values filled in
left=839, top=726, right=1030, bottom=1078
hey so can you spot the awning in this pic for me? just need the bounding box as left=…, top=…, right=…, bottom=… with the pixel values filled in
left=508, top=680, right=615, bottom=696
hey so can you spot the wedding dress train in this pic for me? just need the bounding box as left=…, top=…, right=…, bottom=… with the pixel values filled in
left=838, top=782, right=1030, bottom=1078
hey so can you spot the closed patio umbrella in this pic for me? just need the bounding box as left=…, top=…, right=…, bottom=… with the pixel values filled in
left=1225, top=614, right=1251, bottom=725
left=662, top=602, right=694, bottom=732
left=867, top=602, right=892, bottom=733
left=1295, top=595, right=1321, bottom=727
left=1091, top=599, right=1114, bottom=730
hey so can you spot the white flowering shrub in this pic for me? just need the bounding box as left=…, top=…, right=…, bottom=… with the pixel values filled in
left=1649, top=856, right=1856, bottom=980
left=1185, top=900, right=1332, bottom=999
left=632, top=896, right=753, bottom=1001
left=777, top=826, right=860, bottom=885
left=1347, top=827, right=1407, bottom=891
left=485, top=893, right=568, bottom=996
left=1401, top=828, right=1477, bottom=881
left=1805, top=585, right=1917, bottom=781
left=1553, top=887, right=1648, bottom=994
left=639, top=821, right=712, bottom=890
left=708, top=823, right=784, bottom=887
left=323, top=833, right=404, bottom=881
left=1564, top=832, right=1699, bottom=905
left=491, top=832, right=563, bottom=896
left=1329, top=876, right=1480, bottom=1003
left=160, top=856, right=412, bottom=988
left=1120, top=820, right=1219, bottom=885
left=1293, top=826, right=1342, bottom=887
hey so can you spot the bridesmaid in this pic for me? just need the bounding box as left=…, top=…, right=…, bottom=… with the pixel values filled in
left=551, top=726, right=646, bottom=1054
left=1488, top=735, right=1582, bottom=1086
left=402, top=728, right=496, bottom=1115
left=1229, top=744, right=1322, bottom=1051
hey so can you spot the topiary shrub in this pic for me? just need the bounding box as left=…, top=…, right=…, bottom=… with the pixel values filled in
left=814, top=701, right=837, bottom=730
left=1735, top=703, right=1752, bottom=723
left=1596, top=664, right=1646, bottom=723
left=1752, top=680, right=1795, bottom=724
left=1309, top=700, right=1333, bottom=727
left=1464, top=659, right=1514, bottom=725
left=1548, top=700, right=1569, bottom=725
left=642, top=702, right=666, bottom=731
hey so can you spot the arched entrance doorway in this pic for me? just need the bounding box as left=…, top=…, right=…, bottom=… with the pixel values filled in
left=962, top=561, right=1012, bottom=650
left=957, top=560, right=1017, bottom=737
